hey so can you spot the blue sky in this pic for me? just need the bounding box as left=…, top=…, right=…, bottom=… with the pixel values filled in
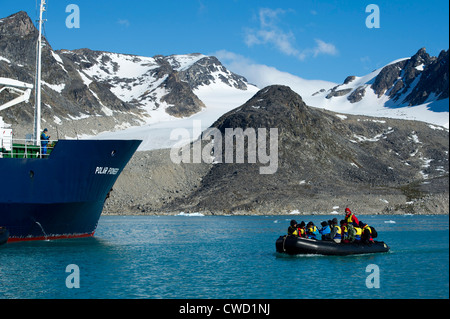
left=2, top=0, right=449, bottom=83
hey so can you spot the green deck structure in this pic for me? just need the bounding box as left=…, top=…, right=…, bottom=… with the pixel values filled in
left=1, top=143, right=55, bottom=158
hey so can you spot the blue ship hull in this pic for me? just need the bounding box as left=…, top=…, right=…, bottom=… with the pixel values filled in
left=0, top=139, right=141, bottom=242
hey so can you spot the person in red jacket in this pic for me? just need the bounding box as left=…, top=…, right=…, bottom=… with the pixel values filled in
left=344, top=208, right=359, bottom=227
left=297, top=221, right=307, bottom=238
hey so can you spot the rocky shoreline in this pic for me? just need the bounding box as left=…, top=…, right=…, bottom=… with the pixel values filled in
left=103, top=148, right=449, bottom=216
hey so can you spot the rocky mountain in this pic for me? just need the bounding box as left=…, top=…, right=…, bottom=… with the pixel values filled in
left=0, top=11, right=254, bottom=139
left=157, top=85, right=449, bottom=215
left=372, top=48, right=448, bottom=107
left=308, top=48, right=449, bottom=127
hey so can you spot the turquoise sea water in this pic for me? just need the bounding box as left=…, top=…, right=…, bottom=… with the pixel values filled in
left=0, top=214, right=448, bottom=299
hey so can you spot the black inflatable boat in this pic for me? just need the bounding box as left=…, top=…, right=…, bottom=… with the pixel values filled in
left=0, top=227, right=9, bottom=246
left=276, top=235, right=390, bottom=256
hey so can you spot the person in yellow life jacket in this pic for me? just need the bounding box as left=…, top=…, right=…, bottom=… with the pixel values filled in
left=329, top=218, right=342, bottom=243
left=306, top=221, right=319, bottom=239
left=288, top=220, right=299, bottom=236
left=353, top=224, right=363, bottom=242
left=359, top=221, right=374, bottom=244
left=340, top=220, right=349, bottom=243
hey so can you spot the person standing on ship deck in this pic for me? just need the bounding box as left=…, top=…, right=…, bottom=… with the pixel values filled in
left=40, top=128, right=50, bottom=157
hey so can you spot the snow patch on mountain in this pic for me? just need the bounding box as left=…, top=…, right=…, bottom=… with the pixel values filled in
left=94, top=80, right=259, bottom=151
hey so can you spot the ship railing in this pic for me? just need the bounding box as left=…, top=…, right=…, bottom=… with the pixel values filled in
left=0, top=137, right=58, bottom=159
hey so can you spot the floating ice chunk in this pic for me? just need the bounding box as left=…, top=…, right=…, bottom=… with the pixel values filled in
left=177, top=212, right=205, bottom=217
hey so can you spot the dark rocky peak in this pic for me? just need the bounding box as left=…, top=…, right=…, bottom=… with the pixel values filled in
left=242, top=85, right=308, bottom=111
left=409, top=48, right=433, bottom=66
left=432, top=49, right=449, bottom=76
left=401, top=48, right=433, bottom=86
left=179, top=56, right=249, bottom=90
left=404, top=48, right=449, bottom=105
left=437, top=49, right=449, bottom=64
left=371, top=47, right=449, bottom=105
left=212, top=85, right=334, bottom=142
left=0, top=11, right=53, bottom=66
left=217, top=85, right=310, bottom=125
left=0, top=11, right=36, bottom=37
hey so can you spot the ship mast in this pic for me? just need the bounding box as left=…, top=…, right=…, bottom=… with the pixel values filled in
left=34, top=0, right=46, bottom=146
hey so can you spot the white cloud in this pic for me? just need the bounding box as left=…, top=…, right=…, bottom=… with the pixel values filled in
left=245, top=28, right=302, bottom=58
left=245, top=8, right=303, bottom=59
left=359, top=56, right=373, bottom=70
left=244, top=8, right=337, bottom=61
left=198, top=0, right=207, bottom=15
left=214, top=50, right=336, bottom=98
left=117, top=19, right=130, bottom=27
left=312, top=39, right=338, bottom=57
left=258, top=8, right=286, bottom=27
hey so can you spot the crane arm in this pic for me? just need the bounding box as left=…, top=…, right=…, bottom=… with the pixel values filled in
left=0, top=77, right=34, bottom=112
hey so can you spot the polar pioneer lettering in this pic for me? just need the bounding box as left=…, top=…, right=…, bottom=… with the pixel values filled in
left=95, top=167, right=120, bottom=175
